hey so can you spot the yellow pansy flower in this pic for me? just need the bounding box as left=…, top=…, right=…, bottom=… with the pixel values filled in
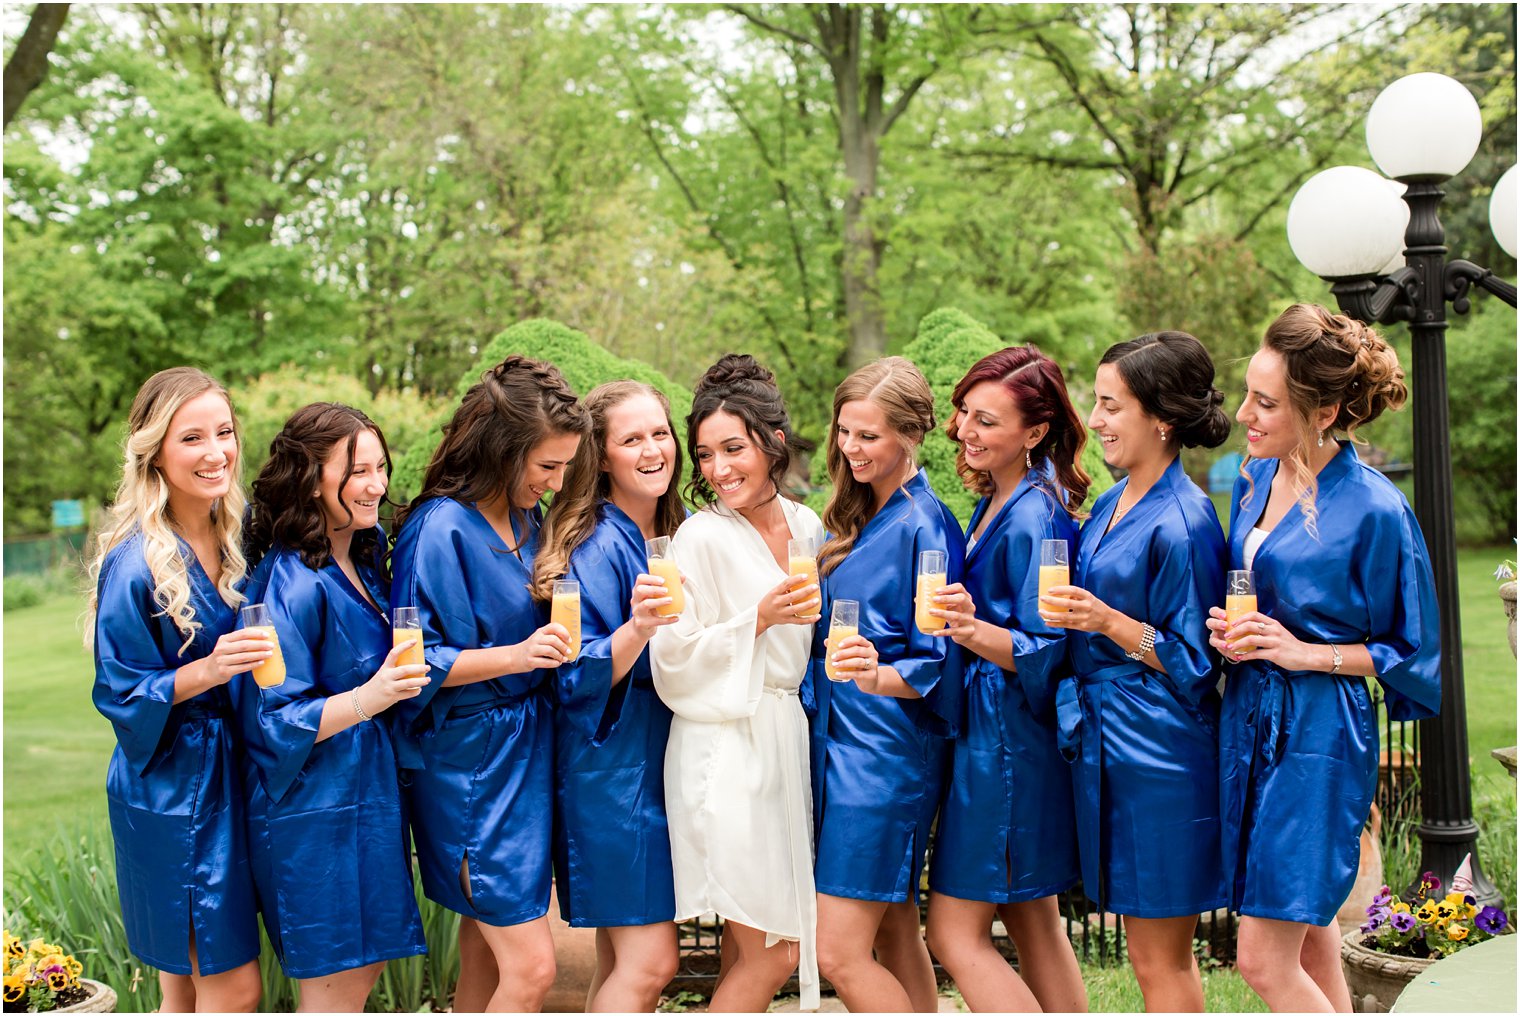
left=64, top=956, right=82, bottom=977
left=1417, top=900, right=1440, bottom=923
left=1448, top=923, right=1470, bottom=941
left=1391, top=901, right=1412, bottom=914
left=45, top=968, right=69, bottom=990
left=3, top=973, right=25, bottom=1003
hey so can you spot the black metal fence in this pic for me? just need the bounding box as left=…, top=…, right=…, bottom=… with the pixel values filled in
left=670, top=684, right=1421, bottom=995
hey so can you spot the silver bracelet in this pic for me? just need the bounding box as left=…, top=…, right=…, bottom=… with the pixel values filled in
left=351, top=687, right=372, bottom=722
left=1126, top=623, right=1157, bottom=662
left=1329, top=643, right=1343, bottom=676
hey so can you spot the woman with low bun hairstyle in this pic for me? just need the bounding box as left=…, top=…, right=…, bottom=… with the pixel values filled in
left=925, top=346, right=1088, bottom=1013
left=391, top=356, right=591, bottom=1012
left=651, top=354, right=824, bottom=1011
left=530, top=381, right=685, bottom=1011
left=1042, top=331, right=1231, bottom=1011
left=236, top=403, right=428, bottom=1010
left=1209, top=304, right=1440, bottom=1012
left=87, top=367, right=264, bottom=1012
left=808, top=357, right=963, bottom=1013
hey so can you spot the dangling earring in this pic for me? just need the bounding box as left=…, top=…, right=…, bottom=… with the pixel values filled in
left=1025, top=449, right=1032, bottom=469
left=1317, top=430, right=1325, bottom=448
left=1159, top=429, right=1167, bottom=442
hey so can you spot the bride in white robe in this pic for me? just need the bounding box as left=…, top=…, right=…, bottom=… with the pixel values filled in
left=651, top=357, right=824, bottom=1012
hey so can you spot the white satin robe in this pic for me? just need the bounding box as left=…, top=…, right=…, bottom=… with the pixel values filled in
left=651, top=498, right=823, bottom=1011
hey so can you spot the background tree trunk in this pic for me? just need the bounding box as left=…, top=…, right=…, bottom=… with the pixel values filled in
left=3, top=4, right=69, bottom=128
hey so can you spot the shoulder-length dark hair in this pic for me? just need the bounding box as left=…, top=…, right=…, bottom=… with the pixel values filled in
left=397, top=355, right=591, bottom=550
left=946, top=345, right=1090, bottom=518
left=246, top=402, right=393, bottom=575
left=683, top=353, right=801, bottom=507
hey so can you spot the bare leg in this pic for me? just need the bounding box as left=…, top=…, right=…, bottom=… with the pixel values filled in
left=999, top=897, right=1086, bottom=1013
left=1124, top=915, right=1203, bottom=1012
left=167, top=932, right=260, bottom=1013
left=158, top=972, right=197, bottom=1013
left=816, top=894, right=910, bottom=1012
left=1299, top=920, right=1352, bottom=1013
left=588, top=923, right=679, bottom=1012
left=473, top=916, right=557, bottom=1013
left=875, top=901, right=939, bottom=1012
left=714, top=921, right=737, bottom=994
left=586, top=928, right=615, bottom=1011
left=925, top=893, right=1039, bottom=1013
left=454, top=918, right=498, bottom=1013
left=296, top=961, right=384, bottom=1012
left=1236, top=915, right=1335, bottom=1012
left=707, top=921, right=797, bottom=1013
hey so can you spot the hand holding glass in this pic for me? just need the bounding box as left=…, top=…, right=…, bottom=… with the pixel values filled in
left=240, top=603, right=286, bottom=688
left=1039, top=540, right=1071, bottom=614
left=1225, top=570, right=1257, bottom=652
left=787, top=537, right=822, bottom=620
left=645, top=536, right=685, bottom=617
left=392, top=605, right=425, bottom=668
left=825, top=600, right=860, bottom=683
left=915, top=550, right=948, bottom=633
left=551, top=580, right=582, bottom=662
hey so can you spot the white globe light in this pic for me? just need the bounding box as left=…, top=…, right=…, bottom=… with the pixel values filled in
left=1287, top=167, right=1410, bottom=278
left=1490, top=164, right=1517, bottom=259
left=1366, top=72, right=1483, bottom=180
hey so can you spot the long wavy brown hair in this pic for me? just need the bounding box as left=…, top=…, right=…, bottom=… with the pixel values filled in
left=397, top=355, right=591, bottom=551
left=531, top=381, right=686, bottom=600
left=819, top=357, right=937, bottom=578
left=245, top=403, right=393, bottom=575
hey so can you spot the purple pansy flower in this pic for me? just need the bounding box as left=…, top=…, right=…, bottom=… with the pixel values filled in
left=1371, top=886, right=1393, bottom=908
left=1391, top=912, right=1417, bottom=933
left=1361, top=912, right=1387, bottom=933
left=1420, top=871, right=1442, bottom=894
left=1476, top=907, right=1509, bottom=934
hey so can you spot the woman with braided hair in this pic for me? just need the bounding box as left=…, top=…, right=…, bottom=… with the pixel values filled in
left=807, top=357, right=963, bottom=1013
left=391, top=356, right=591, bottom=1012
left=1209, top=304, right=1440, bottom=1012
left=235, top=403, right=428, bottom=1009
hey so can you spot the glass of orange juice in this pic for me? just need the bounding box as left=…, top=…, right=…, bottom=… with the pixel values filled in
left=393, top=605, right=425, bottom=668
left=825, top=599, right=860, bottom=683
left=240, top=603, right=286, bottom=688
left=915, top=550, right=948, bottom=634
left=787, top=537, right=821, bottom=621
left=552, top=580, right=582, bottom=662
left=1225, top=570, right=1257, bottom=652
left=644, top=536, right=685, bottom=617
left=1039, top=539, right=1071, bottom=614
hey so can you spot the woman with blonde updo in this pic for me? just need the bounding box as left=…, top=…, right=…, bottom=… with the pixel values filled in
left=1209, top=304, right=1440, bottom=1012
left=88, top=367, right=264, bottom=1012
left=809, top=357, right=964, bottom=1013
left=391, top=356, right=591, bottom=1012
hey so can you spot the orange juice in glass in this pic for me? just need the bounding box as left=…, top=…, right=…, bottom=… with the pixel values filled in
left=1225, top=570, right=1257, bottom=651
left=240, top=603, right=286, bottom=688
left=645, top=536, right=685, bottom=617
left=552, top=580, right=582, bottom=662
left=392, top=605, right=425, bottom=668
left=825, top=599, right=860, bottom=683
left=1039, top=539, right=1071, bottom=614
left=787, top=536, right=821, bottom=621
left=915, top=550, right=948, bottom=634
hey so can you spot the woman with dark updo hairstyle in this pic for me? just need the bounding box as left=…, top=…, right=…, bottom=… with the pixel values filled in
left=238, top=403, right=427, bottom=1009
left=1209, top=304, right=1439, bottom=1012
left=650, top=354, right=824, bottom=1011
left=391, top=356, right=591, bottom=1012
left=1041, top=331, right=1231, bottom=1011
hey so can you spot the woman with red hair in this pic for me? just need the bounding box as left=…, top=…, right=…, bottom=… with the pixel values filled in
left=924, top=346, right=1089, bottom=1012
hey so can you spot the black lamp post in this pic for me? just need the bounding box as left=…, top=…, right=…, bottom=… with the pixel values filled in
left=1286, top=72, right=1517, bottom=909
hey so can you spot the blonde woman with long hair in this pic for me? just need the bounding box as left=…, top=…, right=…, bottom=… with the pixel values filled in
left=531, top=381, right=686, bottom=1011
left=809, top=356, right=964, bottom=1013
left=87, top=367, right=267, bottom=1012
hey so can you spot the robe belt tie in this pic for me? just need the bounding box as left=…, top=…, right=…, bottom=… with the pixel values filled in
left=760, top=684, right=799, bottom=698
left=1246, top=664, right=1288, bottom=769
left=182, top=699, right=231, bottom=719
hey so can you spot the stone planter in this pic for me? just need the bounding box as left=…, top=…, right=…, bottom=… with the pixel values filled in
left=1501, top=580, right=1517, bottom=658
left=1341, top=930, right=1435, bottom=1013
left=55, top=978, right=117, bottom=1013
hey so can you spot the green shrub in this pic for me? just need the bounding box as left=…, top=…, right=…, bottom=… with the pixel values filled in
left=1444, top=302, right=1517, bottom=545
left=903, top=307, right=1114, bottom=526
left=4, top=566, right=84, bottom=612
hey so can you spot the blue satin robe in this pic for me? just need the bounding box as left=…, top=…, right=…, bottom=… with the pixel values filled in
left=1220, top=442, right=1440, bottom=925
left=808, top=468, right=963, bottom=903
left=234, top=541, right=426, bottom=977
left=390, top=498, right=553, bottom=926
left=553, top=502, right=676, bottom=928
left=930, top=471, right=1081, bottom=903
left=92, top=532, right=260, bottom=975
left=1059, top=456, right=1228, bottom=916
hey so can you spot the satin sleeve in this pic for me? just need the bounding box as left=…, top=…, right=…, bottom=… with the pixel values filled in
left=1359, top=503, right=1441, bottom=721
left=651, top=527, right=764, bottom=724
left=91, top=548, right=185, bottom=777
left=999, top=517, right=1067, bottom=718
left=556, top=541, right=629, bottom=742
left=238, top=562, right=329, bottom=803
left=1146, top=508, right=1225, bottom=709
left=392, top=520, right=476, bottom=727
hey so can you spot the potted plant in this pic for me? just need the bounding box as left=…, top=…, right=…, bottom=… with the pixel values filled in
left=1497, top=556, right=1516, bottom=657
left=1341, top=860, right=1511, bottom=1013
left=2, top=932, right=116, bottom=1013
